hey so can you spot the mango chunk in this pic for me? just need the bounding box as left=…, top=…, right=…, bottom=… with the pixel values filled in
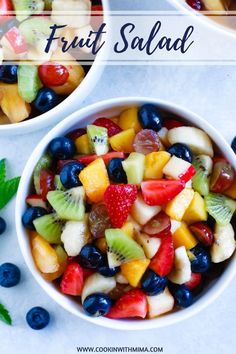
left=165, top=188, right=195, bottom=221
left=118, top=107, right=142, bottom=133
left=144, top=151, right=171, bottom=180
left=172, top=223, right=198, bottom=250
left=75, top=134, right=92, bottom=155
left=183, top=192, right=207, bottom=224
left=109, top=128, right=135, bottom=153
left=121, top=258, right=150, bottom=287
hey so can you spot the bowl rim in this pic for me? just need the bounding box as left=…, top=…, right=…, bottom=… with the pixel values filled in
left=0, top=0, right=110, bottom=135
left=15, top=96, right=236, bottom=330
left=169, top=0, right=236, bottom=38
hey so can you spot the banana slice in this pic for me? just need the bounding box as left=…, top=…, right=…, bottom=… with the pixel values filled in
left=211, top=223, right=236, bottom=263
left=81, top=273, right=116, bottom=303
left=201, top=0, right=231, bottom=11
left=52, top=0, right=91, bottom=28
left=168, top=246, right=191, bottom=284
left=147, top=287, right=174, bottom=318
left=168, top=127, right=214, bottom=157
left=61, top=220, right=91, bottom=257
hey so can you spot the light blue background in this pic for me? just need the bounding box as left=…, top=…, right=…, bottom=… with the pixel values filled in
left=0, top=1, right=236, bottom=353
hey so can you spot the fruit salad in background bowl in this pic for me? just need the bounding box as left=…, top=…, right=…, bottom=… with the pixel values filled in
left=0, top=0, right=108, bottom=135
left=170, top=0, right=236, bottom=35
left=16, top=97, right=236, bottom=330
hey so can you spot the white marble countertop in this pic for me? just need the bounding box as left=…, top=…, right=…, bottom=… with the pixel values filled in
left=1, top=1, right=236, bottom=354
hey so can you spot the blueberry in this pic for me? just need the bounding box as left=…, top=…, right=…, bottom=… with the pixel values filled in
left=169, top=284, right=193, bottom=308
left=141, top=269, right=167, bottom=296
left=0, top=263, right=21, bottom=288
left=138, top=104, right=163, bottom=132
left=0, top=65, right=18, bottom=84
left=60, top=161, right=85, bottom=189
left=49, top=137, right=75, bottom=160
left=97, top=258, right=119, bottom=277
left=107, top=158, right=127, bottom=183
left=0, top=217, right=6, bottom=235
left=190, top=246, right=211, bottom=273
left=79, top=244, right=103, bottom=269
left=34, top=88, right=59, bottom=114
left=83, top=293, right=112, bottom=317
left=26, top=307, right=50, bottom=330
left=167, top=143, right=193, bottom=163
left=231, top=137, right=236, bottom=154
left=22, top=207, right=47, bottom=230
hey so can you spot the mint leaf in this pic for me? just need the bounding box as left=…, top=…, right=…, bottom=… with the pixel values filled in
left=0, top=176, right=20, bottom=210
left=0, top=304, right=12, bottom=325
left=0, top=159, right=6, bottom=184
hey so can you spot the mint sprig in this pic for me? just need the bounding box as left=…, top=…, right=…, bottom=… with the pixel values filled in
left=0, top=159, right=20, bottom=210
left=0, top=304, right=12, bottom=326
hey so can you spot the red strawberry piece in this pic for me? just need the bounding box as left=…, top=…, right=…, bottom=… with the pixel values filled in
left=106, top=289, right=148, bottom=319
left=26, top=194, right=47, bottom=209
left=104, top=184, right=138, bottom=228
left=189, top=222, right=214, bottom=247
left=60, top=263, right=84, bottom=296
left=5, top=26, right=27, bottom=54
left=185, top=273, right=202, bottom=290
left=66, top=128, right=86, bottom=141
left=39, top=170, right=55, bottom=200
left=93, top=118, right=122, bottom=137
left=78, top=152, right=125, bottom=166
left=57, top=159, right=77, bottom=173
left=143, top=211, right=171, bottom=238
left=141, top=180, right=185, bottom=206
left=163, top=118, right=184, bottom=130
left=179, top=165, right=196, bottom=183
left=149, top=233, right=174, bottom=276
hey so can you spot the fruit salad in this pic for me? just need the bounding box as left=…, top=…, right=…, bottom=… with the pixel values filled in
left=22, top=103, right=236, bottom=320
left=0, top=0, right=102, bottom=125
left=186, top=0, right=236, bottom=11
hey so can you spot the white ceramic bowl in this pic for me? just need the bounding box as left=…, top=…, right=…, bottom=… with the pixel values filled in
left=16, top=97, right=236, bottom=330
left=170, top=0, right=236, bottom=37
left=0, top=0, right=109, bottom=136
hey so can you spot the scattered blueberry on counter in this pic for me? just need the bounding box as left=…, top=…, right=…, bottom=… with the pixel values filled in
left=26, top=307, right=50, bottom=330
left=0, top=263, right=21, bottom=288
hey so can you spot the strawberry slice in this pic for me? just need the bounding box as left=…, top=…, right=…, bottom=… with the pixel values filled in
left=104, top=184, right=138, bottom=228
left=60, top=263, right=84, bottom=296
left=179, top=165, right=196, bottom=183
left=78, top=152, right=125, bottom=166
left=106, top=289, right=147, bottom=319
left=163, top=118, right=184, bottom=130
left=39, top=170, right=55, bottom=200
left=93, top=118, right=122, bottom=137
left=26, top=194, right=47, bottom=209
left=149, top=233, right=174, bottom=276
left=185, top=273, right=202, bottom=290
left=141, top=180, right=185, bottom=206
left=5, top=27, right=27, bottom=54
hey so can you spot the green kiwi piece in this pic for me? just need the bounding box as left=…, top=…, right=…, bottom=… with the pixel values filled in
left=12, top=0, right=45, bottom=21
left=33, top=154, right=52, bottom=195
left=19, top=17, right=53, bottom=48
left=54, top=175, right=65, bottom=191
left=33, top=213, right=62, bottom=244
left=18, top=65, right=42, bottom=103
left=47, top=186, right=85, bottom=221
left=105, top=229, right=145, bottom=268
left=87, top=125, right=109, bottom=156
left=122, top=152, right=145, bottom=185
left=192, top=155, right=213, bottom=196
left=205, top=193, right=236, bottom=226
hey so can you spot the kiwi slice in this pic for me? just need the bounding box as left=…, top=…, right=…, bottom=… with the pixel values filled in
left=205, top=193, right=236, bottom=226
left=33, top=154, right=52, bottom=194
left=87, top=125, right=109, bottom=156
left=122, top=152, right=145, bottom=185
left=19, top=17, right=53, bottom=49
left=33, top=213, right=62, bottom=244
left=47, top=186, right=85, bottom=221
left=192, top=155, right=213, bottom=196
left=12, top=0, right=45, bottom=21
left=105, top=229, right=145, bottom=268
left=54, top=175, right=65, bottom=191
left=18, top=65, right=42, bottom=103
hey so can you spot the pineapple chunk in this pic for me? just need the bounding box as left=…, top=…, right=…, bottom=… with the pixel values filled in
left=121, top=258, right=150, bottom=287
left=183, top=192, right=207, bottom=224
left=165, top=188, right=195, bottom=221
left=122, top=152, right=145, bottom=185
left=109, top=128, right=135, bottom=153
left=172, top=223, right=198, bottom=250
left=144, top=151, right=171, bottom=180
left=121, top=222, right=134, bottom=238
left=79, top=158, right=110, bottom=203
left=75, top=134, right=92, bottom=154
left=118, top=107, right=142, bottom=133
left=201, top=0, right=231, bottom=11
left=131, top=193, right=161, bottom=225
left=0, top=83, right=31, bottom=123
